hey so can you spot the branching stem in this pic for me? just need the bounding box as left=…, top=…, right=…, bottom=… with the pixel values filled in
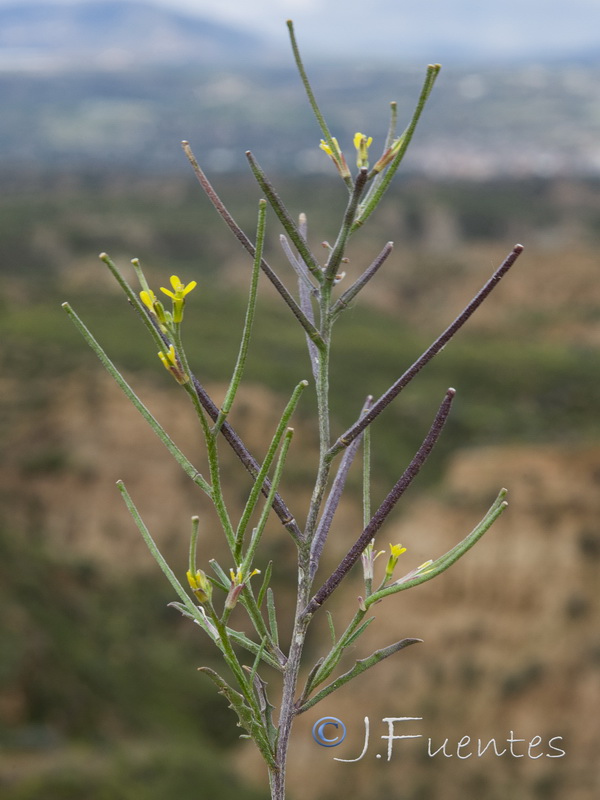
left=329, top=244, right=524, bottom=458
left=305, top=388, right=456, bottom=615
left=73, top=27, right=524, bottom=800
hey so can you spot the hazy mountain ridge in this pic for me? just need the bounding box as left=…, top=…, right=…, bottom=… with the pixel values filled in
left=1, top=0, right=599, bottom=66
left=0, top=0, right=265, bottom=68
left=0, top=1, right=598, bottom=178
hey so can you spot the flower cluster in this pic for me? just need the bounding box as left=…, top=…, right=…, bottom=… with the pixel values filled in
left=320, top=131, right=406, bottom=177
left=138, top=273, right=197, bottom=382
left=140, top=274, right=197, bottom=328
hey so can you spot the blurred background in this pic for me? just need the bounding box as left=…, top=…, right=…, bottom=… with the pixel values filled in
left=1, top=1, right=599, bottom=798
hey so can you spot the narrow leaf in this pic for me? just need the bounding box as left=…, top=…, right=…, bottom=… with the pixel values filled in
left=326, top=611, right=336, bottom=647
left=267, top=588, right=279, bottom=647
left=235, top=380, right=308, bottom=553
left=297, top=638, right=422, bottom=714
left=256, top=561, right=273, bottom=609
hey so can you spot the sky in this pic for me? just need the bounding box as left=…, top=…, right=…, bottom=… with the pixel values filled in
left=2, top=0, right=600, bottom=61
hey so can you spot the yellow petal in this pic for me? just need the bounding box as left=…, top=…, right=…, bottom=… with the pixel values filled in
left=139, top=289, right=156, bottom=310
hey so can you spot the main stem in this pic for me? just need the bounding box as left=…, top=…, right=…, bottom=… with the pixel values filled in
left=269, top=285, right=335, bottom=800
left=304, top=284, right=334, bottom=538
left=269, top=550, right=312, bottom=800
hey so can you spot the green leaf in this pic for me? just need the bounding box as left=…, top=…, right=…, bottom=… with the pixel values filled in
left=257, top=561, right=273, bottom=609
left=326, top=611, right=336, bottom=646
left=297, top=638, right=422, bottom=714
left=267, top=588, right=279, bottom=647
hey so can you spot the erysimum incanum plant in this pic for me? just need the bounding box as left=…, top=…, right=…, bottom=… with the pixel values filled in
left=63, top=20, right=523, bottom=800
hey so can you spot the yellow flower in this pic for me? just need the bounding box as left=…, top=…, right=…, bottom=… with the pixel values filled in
left=385, top=542, right=407, bottom=579
left=140, top=288, right=157, bottom=311
left=319, top=137, right=339, bottom=158
left=229, top=565, right=261, bottom=585
left=187, top=568, right=212, bottom=603
left=160, top=274, right=197, bottom=323
left=319, top=137, right=351, bottom=179
left=158, top=344, right=188, bottom=384
left=390, top=543, right=407, bottom=559
left=161, top=274, right=197, bottom=299
left=140, top=288, right=169, bottom=331
left=353, top=132, right=373, bottom=169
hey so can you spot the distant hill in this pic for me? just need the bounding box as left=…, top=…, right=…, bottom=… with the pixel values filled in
left=1, top=0, right=600, bottom=68
left=0, top=0, right=266, bottom=69
left=0, top=2, right=599, bottom=178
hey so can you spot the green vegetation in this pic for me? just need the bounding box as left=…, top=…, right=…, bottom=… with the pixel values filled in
left=0, top=525, right=268, bottom=799
left=1, top=171, right=598, bottom=798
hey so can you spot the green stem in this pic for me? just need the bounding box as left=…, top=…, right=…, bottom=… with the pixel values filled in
left=239, top=584, right=286, bottom=668
left=324, top=168, right=369, bottom=283
left=214, top=199, right=267, bottom=434
left=246, top=152, right=324, bottom=283
left=286, top=20, right=353, bottom=191
left=297, top=637, right=421, bottom=714
left=365, top=489, right=508, bottom=606
left=241, top=429, right=294, bottom=575
left=116, top=481, right=211, bottom=635
left=303, top=307, right=332, bottom=542
left=207, top=608, right=266, bottom=723
left=63, top=303, right=211, bottom=495
left=304, top=607, right=367, bottom=695
left=353, top=64, right=441, bottom=231
left=188, top=516, right=200, bottom=576
left=235, top=380, right=308, bottom=557
left=99, top=253, right=165, bottom=353
left=169, top=324, right=237, bottom=553
left=361, top=102, right=398, bottom=211
left=182, top=141, right=326, bottom=351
